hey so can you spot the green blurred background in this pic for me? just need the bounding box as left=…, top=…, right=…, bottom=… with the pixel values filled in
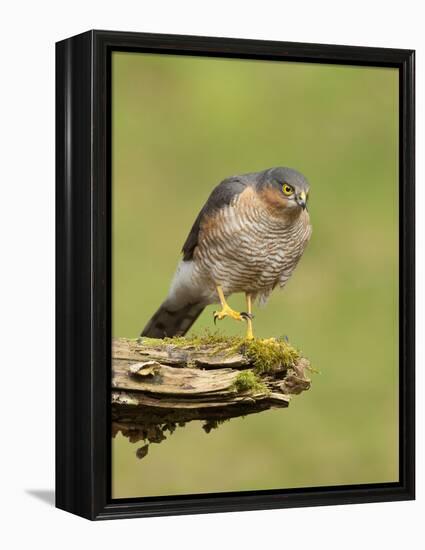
left=111, top=52, right=399, bottom=498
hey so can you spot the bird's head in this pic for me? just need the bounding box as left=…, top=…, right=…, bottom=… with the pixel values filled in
left=257, top=167, right=310, bottom=214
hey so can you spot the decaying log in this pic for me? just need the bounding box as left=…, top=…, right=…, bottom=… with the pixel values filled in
left=112, top=336, right=312, bottom=458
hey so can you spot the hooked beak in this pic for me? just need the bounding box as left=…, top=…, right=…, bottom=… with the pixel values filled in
left=296, top=191, right=307, bottom=209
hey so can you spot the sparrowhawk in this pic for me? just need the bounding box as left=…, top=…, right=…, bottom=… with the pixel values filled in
left=142, top=167, right=312, bottom=340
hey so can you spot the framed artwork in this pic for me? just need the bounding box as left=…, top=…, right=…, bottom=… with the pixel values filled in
left=56, top=30, right=415, bottom=520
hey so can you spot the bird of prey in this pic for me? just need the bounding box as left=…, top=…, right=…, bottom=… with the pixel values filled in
left=142, top=167, right=312, bottom=340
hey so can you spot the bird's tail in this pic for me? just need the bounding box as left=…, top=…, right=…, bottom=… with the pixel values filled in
left=141, top=300, right=205, bottom=338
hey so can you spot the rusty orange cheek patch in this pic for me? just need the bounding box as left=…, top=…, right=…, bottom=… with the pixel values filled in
left=258, top=186, right=289, bottom=214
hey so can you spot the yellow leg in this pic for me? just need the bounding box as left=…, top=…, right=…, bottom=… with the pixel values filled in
left=213, top=285, right=251, bottom=323
left=245, top=293, right=254, bottom=340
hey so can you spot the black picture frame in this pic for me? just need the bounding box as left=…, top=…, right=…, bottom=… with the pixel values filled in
left=56, top=29, right=415, bottom=520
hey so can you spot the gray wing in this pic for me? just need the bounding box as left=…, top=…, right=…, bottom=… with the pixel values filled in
left=182, top=176, right=248, bottom=261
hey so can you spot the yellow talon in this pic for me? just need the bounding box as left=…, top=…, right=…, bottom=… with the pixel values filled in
left=213, top=304, right=245, bottom=323
left=213, top=285, right=255, bottom=340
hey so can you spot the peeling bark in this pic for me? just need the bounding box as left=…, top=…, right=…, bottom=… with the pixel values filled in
left=112, top=337, right=311, bottom=458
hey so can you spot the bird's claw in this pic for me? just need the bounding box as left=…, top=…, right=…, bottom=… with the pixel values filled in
left=240, top=311, right=254, bottom=321
left=213, top=307, right=253, bottom=324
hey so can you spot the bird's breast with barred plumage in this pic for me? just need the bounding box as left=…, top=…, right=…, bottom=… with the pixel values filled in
left=142, top=168, right=312, bottom=339
left=191, top=186, right=312, bottom=304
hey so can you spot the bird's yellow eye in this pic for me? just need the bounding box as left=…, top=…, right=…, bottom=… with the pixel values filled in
left=282, top=183, right=294, bottom=196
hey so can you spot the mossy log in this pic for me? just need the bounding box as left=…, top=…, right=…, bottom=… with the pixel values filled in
left=112, top=335, right=312, bottom=457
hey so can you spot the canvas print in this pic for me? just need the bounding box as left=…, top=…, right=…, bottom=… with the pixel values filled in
left=111, top=52, right=399, bottom=499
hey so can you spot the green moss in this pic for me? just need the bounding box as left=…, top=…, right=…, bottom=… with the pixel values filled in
left=232, top=370, right=267, bottom=394
left=242, top=337, right=300, bottom=374
left=139, top=331, right=300, bottom=374
left=138, top=330, right=239, bottom=351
